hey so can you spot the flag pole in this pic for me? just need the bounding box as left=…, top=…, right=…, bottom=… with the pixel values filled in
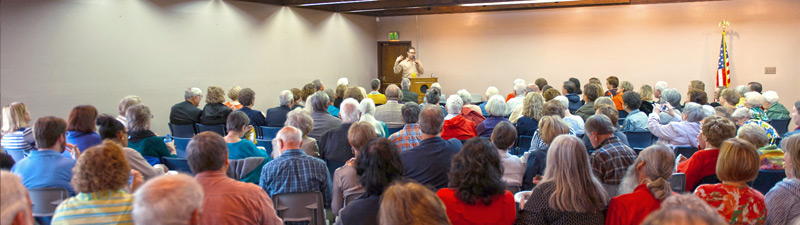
left=717, top=20, right=731, bottom=87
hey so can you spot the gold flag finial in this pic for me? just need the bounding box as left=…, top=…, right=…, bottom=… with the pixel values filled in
left=718, top=20, right=730, bottom=30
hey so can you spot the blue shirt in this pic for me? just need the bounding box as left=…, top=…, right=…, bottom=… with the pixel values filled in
left=11, top=150, right=76, bottom=195
left=328, top=105, right=340, bottom=118
left=620, top=110, right=648, bottom=132
left=259, top=149, right=331, bottom=208
left=401, top=137, right=462, bottom=190
left=65, top=131, right=102, bottom=158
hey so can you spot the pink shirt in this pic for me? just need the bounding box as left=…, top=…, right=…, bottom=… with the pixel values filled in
left=195, top=171, right=283, bottom=225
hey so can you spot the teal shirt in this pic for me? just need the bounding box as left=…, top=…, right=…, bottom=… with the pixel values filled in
left=128, top=136, right=174, bottom=159
left=227, top=139, right=271, bottom=184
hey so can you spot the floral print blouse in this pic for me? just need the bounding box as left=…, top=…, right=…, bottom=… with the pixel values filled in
left=695, top=183, right=767, bottom=225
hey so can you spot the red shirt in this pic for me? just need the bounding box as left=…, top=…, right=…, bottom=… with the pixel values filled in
left=442, top=115, right=477, bottom=141
left=677, top=149, right=719, bottom=192
left=606, top=184, right=663, bottom=225
left=695, top=183, right=767, bottom=224
left=436, top=188, right=516, bottom=225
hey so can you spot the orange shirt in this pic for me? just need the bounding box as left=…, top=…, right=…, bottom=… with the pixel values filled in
left=612, top=92, right=624, bottom=111
left=195, top=171, right=283, bottom=225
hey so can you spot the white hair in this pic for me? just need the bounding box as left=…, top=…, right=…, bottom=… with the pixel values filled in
left=446, top=95, right=464, bottom=115
left=184, top=87, right=202, bottom=100
left=401, top=78, right=411, bottom=90
left=358, top=87, right=367, bottom=99
left=485, top=95, right=508, bottom=117
left=133, top=174, right=203, bottom=225
left=744, top=92, right=766, bottom=107
left=513, top=79, right=526, bottom=85
left=1, top=171, right=32, bottom=225
left=337, top=77, right=349, bottom=86
left=358, top=99, right=385, bottom=136
left=762, top=91, right=779, bottom=104
left=731, top=107, right=752, bottom=120
left=734, top=85, right=750, bottom=96
left=279, top=90, right=293, bottom=106
left=431, top=83, right=441, bottom=90
left=554, top=96, right=569, bottom=110
left=359, top=98, right=377, bottom=116
left=456, top=89, right=471, bottom=105
left=683, top=102, right=705, bottom=123
left=277, top=126, right=303, bottom=144
left=485, top=86, right=500, bottom=99
left=654, top=81, right=668, bottom=92
left=340, top=98, right=361, bottom=123
left=702, top=105, right=716, bottom=118
left=514, top=83, right=527, bottom=95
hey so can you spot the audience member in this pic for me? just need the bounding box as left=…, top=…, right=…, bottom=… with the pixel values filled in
left=375, top=84, right=405, bottom=129
left=694, top=139, right=766, bottom=224
left=170, top=87, right=203, bottom=125
left=542, top=88, right=560, bottom=102
left=223, top=112, right=269, bottom=183
left=225, top=86, right=243, bottom=111
left=606, top=144, right=675, bottom=225
left=442, top=95, right=477, bottom=140
left=313, top=79, right=325, bottom=91
left=52, top=141, right=138, bottom=224
left=334, top=84, right=346, bottom=108
left=301, top=83, right=317, bottom=105
left=260, top=126, right=331, bottom=209
left=749, top=82, right=763, bottom=94
left=569, top=78, right=583, bottom=95
left=576, top=83, right=603, bottom=121
left=127, top=105, right=176, bottom=159
left=676, top=116, right=736, bottom=191
left=319, top=98, right=360, bottom=175
left=582, top=105, right=630, bottom=150
left=263, top=89, right=294, bottom=127
left=620, top=92, right=648, bottom=132
left=522, top=115, right=571, bottom=190
left=562, top=81, right=583, bottom=113
left=528, top=100, right=569, bottom=150
left=762, top=91, right=790, bottom=120
left=744, top=92, right=769, bottom=121
left=506, top=83, right=527, bottom=115
left=605, top=76, right=620, bottom=97
left=359, top=98, right=388, bottom=137
left=554, top=96, right=586, bottom=136
left=65, top=105, right=102, bottom=158
left=786, top=100, right=800, bottom=137
left=732, top=107, right=779, bottom=145
left=514, top=92, right=544, bottom=136
left=594, top=97, right=615, bottom=110
left=585, top=114, right=637, bottom=184
left=641, top=194, right=726, bottom=225
left=388, top=102, right=422, bottom=151
left=1, top=102, right=35, bottom=161
left=332, top=122, right=374, bottom=216
left=0, top=151, right=15, bottom=170
left=132, top=174, right=203, bottom=225
left=199, top=86, right=233, bottom=125
left=687, top=88, right=709, bottom=105
left=117, top=95, right=141, bottom=128
left=477, top=95, right=511, bottom=138
left=380, top=181, right=451, bottom=225
left=96, top=115, right=165, bottom=180
left=612, top=81, right=633, bottom=111
left=648, top=102, right=703, bottom=148
left=343, top=86, right=366, bottom=101
left=12, top=116, right=77, bottom=195
left=657, top=89, right=683, bottom=124
left=734, top=85, right=750, bottom=107
left=0, top=171, right=34, bottom=225
left=307, top=91, right=342, bottom=139
left=400, top=78, right=419, bottom=104
left=480, top=86, right=500, bottom=116
left=589, top=77, right=602, bottom=86
left=366, top=79, right=387, bottom=104
left=491, top=121, right=524, bottom=190
left=337, top=138, right=404, bottom=225
left=456, top=89, right=485, bottom=125
left=284, top=109, right=319, bottom=157
left=291, top=87, right=304, bottom=108
left=653, top=81, right=668, bottom=101
left=505, top=79, right=526, bottom=102
left=423, top=87, right=446, bottom=115
left=638, top=85, right=655, bottom=115
left=516, top=135, right=609, bottom=225
left=765, top=134, right=800, bottom=225
left=402, top=105, right=462, bottom=190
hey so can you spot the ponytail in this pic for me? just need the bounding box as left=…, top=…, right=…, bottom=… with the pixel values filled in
left=645, top=177, right=672, bottom=201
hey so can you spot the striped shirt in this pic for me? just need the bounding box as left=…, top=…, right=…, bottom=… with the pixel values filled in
left=52, top=189, right=133, bottom=225
left=1, top=127, right=36, bottom=155
left=389, top=123, right=422, bottom=152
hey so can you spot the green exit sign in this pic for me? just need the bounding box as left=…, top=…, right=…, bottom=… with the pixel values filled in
left=388, top=32, right=399, bottom=41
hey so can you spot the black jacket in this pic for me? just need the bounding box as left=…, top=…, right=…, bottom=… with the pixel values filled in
left=169, top=101, right=202, bottom=125
left=200, top=103, right=232, bottom=125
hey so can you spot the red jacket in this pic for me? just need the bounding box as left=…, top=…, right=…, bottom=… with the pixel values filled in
left=437, top=188, right=516, bottom=225
left=442, top=115, right=477, bottom=141
left=606, top=184, right=663, bottom=225
left=460, top=107, right=485, bottom=126
left=677, top=149, right=720, bottom=192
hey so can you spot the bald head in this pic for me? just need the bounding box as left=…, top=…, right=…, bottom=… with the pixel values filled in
left=133, top=174, right=203, bottom=225
left=386, top=84, right=402, bottom=101
left=419, top=105, right=444, bottom=135
left=277, top=126, right=303, bottom=153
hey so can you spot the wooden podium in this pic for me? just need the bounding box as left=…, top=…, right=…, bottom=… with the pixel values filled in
left=409, top=78, right=438, bottom=103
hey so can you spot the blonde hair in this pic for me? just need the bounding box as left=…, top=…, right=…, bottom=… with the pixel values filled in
left=538, top=116, right=570, bottom=146
left=781, top=135, right=800, bottom=179
left=118, top=95, right=141, bottom=116
left=227, top=86, right=241, bottom=101
left=594, top=97, right=614, bottom=110
left=522, top=92, right=544, bottom=120
left=205, top=86, right=226, bottom=104
left=379, top=181, right=451, bottom=225
left=716, top=139, right=760, bottom=183
left=1, top=102, right=29, bottom=133
left=638, top=85, right=655, bottom=102
left=543, top=135, right=609, bottom=212
left=620, top=81, right=634, bottom=92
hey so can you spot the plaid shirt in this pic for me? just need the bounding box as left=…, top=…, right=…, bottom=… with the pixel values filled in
left=259, top=149, right=331, bottom=209
left=389, top=123, right=422, bottom=152
left=590, top=136, right=637, bottom=185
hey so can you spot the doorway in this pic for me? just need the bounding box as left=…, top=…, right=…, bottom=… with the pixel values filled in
left=377, top=41, right=412, bottom=92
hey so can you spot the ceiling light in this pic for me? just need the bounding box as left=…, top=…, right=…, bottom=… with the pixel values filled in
left=348, top=8, right=385, bottom=13
left=298, top=0, right=379, bottom=7
left=460, top=0, right=578, bottom=7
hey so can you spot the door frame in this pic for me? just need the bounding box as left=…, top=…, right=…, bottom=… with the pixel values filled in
left=377, top=41, right=412, bottom=91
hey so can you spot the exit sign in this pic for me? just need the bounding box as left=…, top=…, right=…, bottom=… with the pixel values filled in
left=388, top=32, right=399, bottom=41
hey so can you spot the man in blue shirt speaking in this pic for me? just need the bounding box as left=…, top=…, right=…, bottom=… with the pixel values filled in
left=12, top=116, right=78, bottom=195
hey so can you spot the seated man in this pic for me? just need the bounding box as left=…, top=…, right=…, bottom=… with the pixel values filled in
left=441, top=95, right=476, bottom=141
left=388, top=102, right=422, bottom=152
left=319, top=99, right=360, bottom=175
left=620, top=92, right=648, bottom=132
left=400, top=78, right=419, bottom=104
left=402, top=105, right=462, bottom=190
left=307, top=92, right=342, bottom=140
left=563, top=81, right=583, bottom=114
left=1, top=171, right=35, bottom=225
left=375, top=84, right=405, bottom=129
left=260, top=126, right=331, bottom=210
left=264, top=90, right=294, bottom=127
left=170, top=87, right=203, bottom=125
left=237, top=88, right=268, bottom=127
left=366, top=79, right=387, bottom=105
left=187, top=132, right=282, bottom=225
left=133, top=174, right=204, bottom=225
left=585, top=115, right=637, bottom=185
left=11, top=116, right=77, bottom=195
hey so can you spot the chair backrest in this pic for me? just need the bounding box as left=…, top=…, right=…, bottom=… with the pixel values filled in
left=674, top=146, right=699, bottom=158
left=752, top=170, right=787, bottom=194
left=28, top=187, right=70, bottom=217
left=343, top=192, right=364, bottom=208
left=506, top=185, right=521, bottom=194
left=255, top=139, right=273, bottom=157
left=162, top=157, right=194, bottom=175
left=272, top=192, right=326, bottom=225
left=143, top=156, right=161, bottom=166
left=668, top=173, right=686, bottom=193
left=173, top=137, right=191, bottom=158
left=169, top=123, right=197, bottom=138
left=769, top=119, right=790, bottom=137
left=387, top=127, right=403, bottom=136
left=260, top=126, right=282, bottom=141
left=694, top=174, right=721, bottom=191
left=625, top=131, right=654, bottom=150
left=516, top=135, right=534, bottom=155
left=603, top=184, right=620, bottom=198
left=196, top=124, right=226, bottom=136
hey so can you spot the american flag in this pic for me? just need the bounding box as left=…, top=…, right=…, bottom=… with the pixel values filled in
left=716, top=31, right=730, bottom=87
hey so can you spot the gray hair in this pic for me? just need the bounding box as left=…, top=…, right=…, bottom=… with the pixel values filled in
left=371, top=79, right=381, bottom=90
left=660, top=89, right=682, bottom=107
left=585, top=114, right=615, bottom=135
left=485, top=86, right=500, bottom=99
left=133, top=174, right=204, bottom=225
left=762, top=91, right=779, bottom=104
left=654, top=81, right=668, bottom=92
left=702, top=105, right=716, bottom=118
left=744, top=92, right=766, bottom=107
left=277, top=126, right=303, bottom=144
left=118, top=95, right=141, bottom=116
left=401, top=102, right=420, bottom=124
left=312, top=79, right=323, bottom=91
left=285, top=109, right=313, bottom=136
left=734, top=85, right=749, bottom=96
left=184, top=87, right=202, bottom=100
left=1, top=171, right=31, bottom=225
left=126, top=104, right=151, bottom=131
left=731, top=107, right=752, bottom=120
left=737, top=123, right=769, bottom=148
left=401, top=78, right=411, bottom=90
left=425, top=88, right=441, bottom=105
left=683, top=102, right=705, bottom=123
left=308, top=91, right=330, bottom=112
left=513, top=79, right=526, bottom=85
left=554, top=96, right=569, bottom=111
left=386, top=84, right=402, bottom=101
left=239, top=88, right=256, bottom=107
left=456, top=89, right=472, bottom=105
left=340, top=98, right=360, bottom=123
left=445, top=95, right=464, bottom=114
left=419, top=105, right=445, bottom=135
left=514, top=83, right=527, bottom=95
left=359, top=98, right=377, bottom=116
left=279, top=90, right=293, bottom=106
left=337, top=77, right=349, bottom=86
left=621, top=145, right=675, bottom=200
left=485, top=95, right=507, bottom=117
left=226, top=111, right=250, bottom=132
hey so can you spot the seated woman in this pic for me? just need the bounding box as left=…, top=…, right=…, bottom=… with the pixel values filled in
left=554, top=96, right=585, bottom=136
left=126, top=105, right=176, bottom=162
left=647, top=102, right=704, bottom=148
left=282, top=109, right=319, bottom=158
left=96, top=115, right=165, bottom=180
left=676, top=115, right=736, bottom=191
left=737, top=123, right=783, bottom=170
left=732, top=107, right=780, bottom=145
left=612, top=81, right=633, bottom=112
left=116, top=95, right=141, bottom=129
left=743, top=92, right=769, bottom=121
left=332, top=122, right=374, bottom=217
left=224, top=85, right=243, bottom=111
left=437, top=138, right=515, bottom=225
left=522, top=115, right=571, bottom=191
left=529, top=100, right=573, bottom=151
left=359, top=98, right=388, bottom=138
left=477, top=95, right=511, bottom=138
left=514, top=92, right=544, bottom=136
left=52, top=140, right=142, bottom=224
left=1, top=102, right=35, bottom=161
left=337, top=137, right=404, bottom=225
left=380, top=181, right=451, bottom=225
left=637, top=85, right=655, bottom=115
left=641, top=194, right=727, bottom=225
left=762, top=91, right=790, bottom=120
left=456, top=89, right=485, bottom=126
left=442, top=95, right=477, bottom=141
left=65, top=105, right=103, bottom=158
left=516, top=135, right=609, bottom=225
left=491, top=121, right=524, bottom=191
left=657, top=89, right=683, bottom=125
left=694, top=139, right=766, bottom=224
left=199, top=86, right=232, bottom=125
left=765, top=134, right=800, bottom=225
left=606, top=144, right=675, bottom=225
left=223, top=111, right=269, bottom=184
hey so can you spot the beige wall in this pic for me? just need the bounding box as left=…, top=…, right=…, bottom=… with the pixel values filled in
left=377, top=0, right=800, bottom=122
left=1, top=0, right=378, bottom=135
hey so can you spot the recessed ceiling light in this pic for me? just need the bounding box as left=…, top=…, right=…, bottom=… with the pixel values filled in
left=348, top=8, right=386, bottom=13
left=298, top=0, right=379, bottom=7
left=460, top=0, right=578, bottom=7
